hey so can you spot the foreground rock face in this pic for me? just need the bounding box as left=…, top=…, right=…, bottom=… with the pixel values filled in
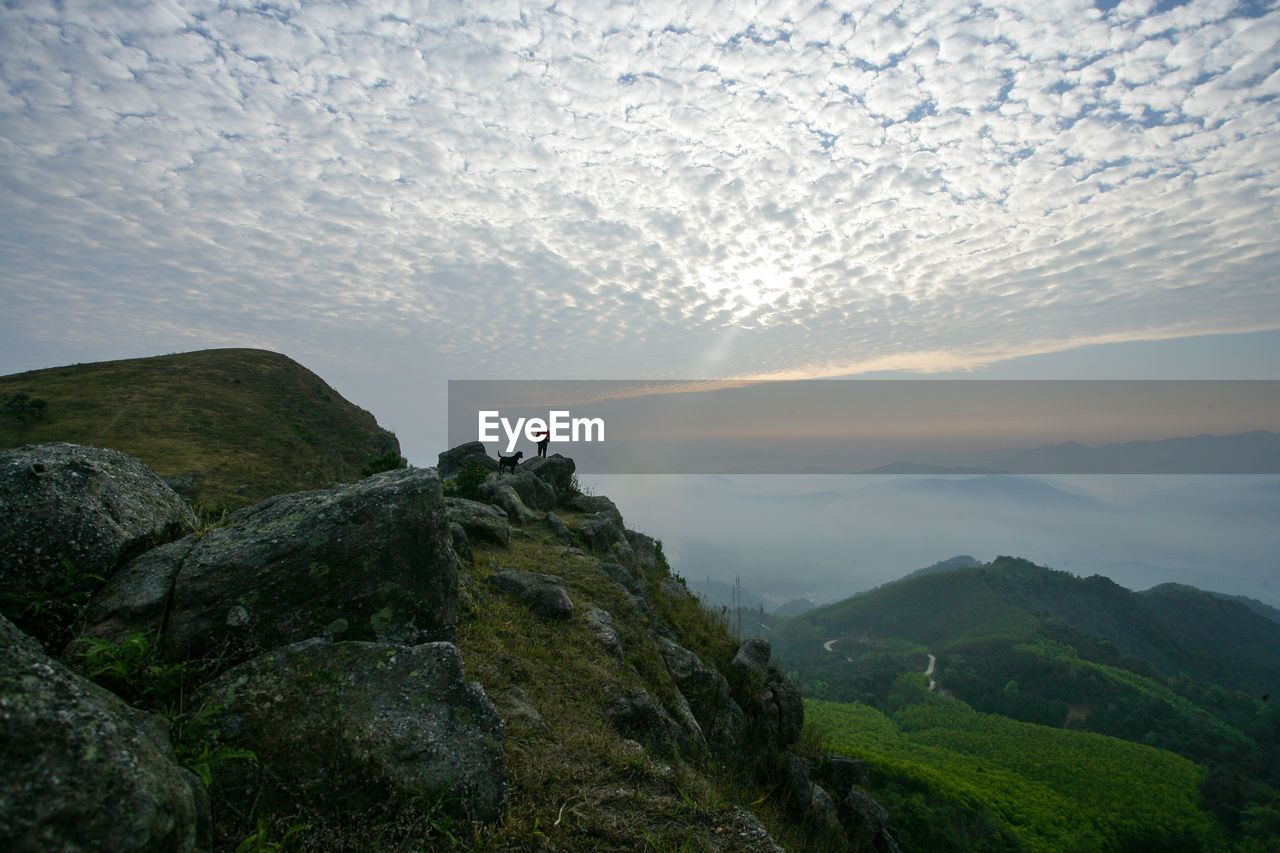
left=0, top=614, right=206, bottom=852
left=80, top=468, right=459, bottom=665
left=198, top=638, right=507, bottom=837
left=0, top=444, right=195, bottom=636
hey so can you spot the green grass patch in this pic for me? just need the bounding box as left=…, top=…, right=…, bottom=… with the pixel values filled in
left=807, top=697, right=1221, bottom=853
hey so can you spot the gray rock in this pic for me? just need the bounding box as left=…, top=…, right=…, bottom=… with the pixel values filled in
left=478, top=481, right=537, bottom=526
left=585, top=607, right=624, bottom=660
left=445, top=496, right=511, bottom=546
left=197, top=638, right=507, bottom=839
left=79, top=468, right=458, bottom=666
left=655, top=636, right=747, bottom=754
left=490, top=686, right=548, bottom=733
left=813, top=753, right=868, bottom=797
left=839, top=790, right=897, bottom=853
left=449, top=520, right=474, bottom=565
left=809, top=783, right=847, bottom=844
left=730, top=639, right=772, bottom=682
left=489, top=471, right=556, bottom=511
left=722, top=806, right=787, bottom=853
left=771, top=673, right=805, bottom=746
left=545, top=511, right=574, bottom=545
left=728, top=640, right=804, bottom=748
left=596, top=560, right=643, bottom=596
left=624, top=529, right=660, bottom=575
left=162, top=473, right=199, bottom=499
left=0, top=444, right=195, bottom=645
left=520, top=454, right=576, bottom=500
left=436, top=441, right=497, bottom=481
left=0, top=614, right=207, bottom=852
left=600, top=684, right=693, bottom=759
left=578, top=511, right=623, bottom=554
left=780, top=750, right=813, bottom=814
left=568, top=494, right=622, bottom=523
left=659, top=576, right=694, bottom=605
left=488, top=569, right=574, bottom=619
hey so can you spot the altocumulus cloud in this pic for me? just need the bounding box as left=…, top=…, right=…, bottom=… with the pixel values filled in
left=1, top=0, right=1278, bottom=378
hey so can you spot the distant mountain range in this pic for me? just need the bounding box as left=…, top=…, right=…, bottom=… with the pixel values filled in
left=859, top=430, right=1280, bottom=474
left=776, top=555, right=1280, bottom=697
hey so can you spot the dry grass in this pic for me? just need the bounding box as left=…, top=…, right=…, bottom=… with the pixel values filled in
left=452, top=521, right=835, bottom=852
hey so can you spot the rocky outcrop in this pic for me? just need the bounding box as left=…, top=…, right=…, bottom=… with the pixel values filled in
left=625, top=529, right=660, bottom=576
left=601, top=684, right=696, bottom=759
left=520, top=453, right=576, bottom=499
left=839, top=790, right=899, bottom=853
left=579, top=511, right=624, bottom=554
left=656, top=636, right=747, bottom=754
left=446, top=496, right=511, bottom=546
left=0, top=614, right=207, bottom=852
left=436, top=441, right=497, bottom=481
left=197, top=638, right=506, bottom=839
left=79, top=468, right=459, bottom=665
left=568, top=494, right=623, bottom=523
left=487, top=569, right=574, bottom=619
left=0, top=443, right=195, bottom=645
left=484, top=470, right=556, bottom=511
left=480, top=481, right=538, bottom=525
left=585, top=607, right=624, bottom=660
left=729, top=639, right=804, bottom=747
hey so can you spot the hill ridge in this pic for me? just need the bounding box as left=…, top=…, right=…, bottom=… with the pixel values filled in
left=0, top=348, right=401, bottom=508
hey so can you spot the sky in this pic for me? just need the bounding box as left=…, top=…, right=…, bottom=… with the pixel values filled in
left=3, top=0, right=1279, bottom=597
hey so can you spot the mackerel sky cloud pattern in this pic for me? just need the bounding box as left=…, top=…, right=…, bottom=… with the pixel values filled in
left=2, top=0, right=1278, bottom=380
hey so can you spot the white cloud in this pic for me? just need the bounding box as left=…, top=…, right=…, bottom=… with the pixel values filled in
left=0, top=0, right=1277, bottom=398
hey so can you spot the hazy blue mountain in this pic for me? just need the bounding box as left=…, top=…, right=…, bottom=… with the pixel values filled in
left=874, top=475, right=1104, bottom=510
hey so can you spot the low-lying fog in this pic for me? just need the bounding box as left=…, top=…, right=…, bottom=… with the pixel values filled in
left=584, top=474, right=1280, bottom=610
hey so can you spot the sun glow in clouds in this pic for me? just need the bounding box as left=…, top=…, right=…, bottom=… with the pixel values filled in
left=1, top=0, right=1278, bottom=382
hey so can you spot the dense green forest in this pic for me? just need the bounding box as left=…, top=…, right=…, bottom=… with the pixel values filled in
left=773, top=556, right=1280, bottom=850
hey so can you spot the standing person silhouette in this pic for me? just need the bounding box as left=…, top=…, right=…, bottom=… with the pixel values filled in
left=535, top=427, right=550, bottom=458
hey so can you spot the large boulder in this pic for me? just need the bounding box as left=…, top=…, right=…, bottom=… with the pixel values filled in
left=728, top=640, right=804, bottom=748
left=578, top=512, right=624, bottom=554
left=488, top=569, right=574, bottom=619
left=436, top=442, right=496, bottom=481
left=0, top=614, right=207, bottom=852
left=624, top=529, right=660, bottom=576
left=445, top=497, right=511, bottom=547
left=839, top=790, right=899, bottom=853
left=0, top=444, right=195, bottom=643
left=601, top=684, right=695, bottom=759
left=520, top=454, right=576, bottom=500
left=197, top=638, right=506, bottom=843
left=567, top=494, right=622, bottom=523
left=79, top=468, right=458, bottom=666
left=655, top=636, right=747, bottom=753
left=486, top=471, right=556, bottom=511
left=478, top=482, right=538, bottom=526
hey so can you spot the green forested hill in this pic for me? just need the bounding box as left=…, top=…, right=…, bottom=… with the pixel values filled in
left=772, top=556, right=1280, bottom=850
left=0, top=349, right=402, bottom=508
left=777, top=556, right=1280, bottom=697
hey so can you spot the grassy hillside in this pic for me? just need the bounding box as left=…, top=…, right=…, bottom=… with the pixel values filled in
left=773, top=556, right=1280, bottom=849
left=454, top=527, right=831, bottom=852
left=807, top=696, right=1219, bottom=852
left=0, top=349, right=401, bottom=509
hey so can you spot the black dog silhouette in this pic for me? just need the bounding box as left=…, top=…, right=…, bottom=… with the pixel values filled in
left=498, top=451, right=523, bottom=473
